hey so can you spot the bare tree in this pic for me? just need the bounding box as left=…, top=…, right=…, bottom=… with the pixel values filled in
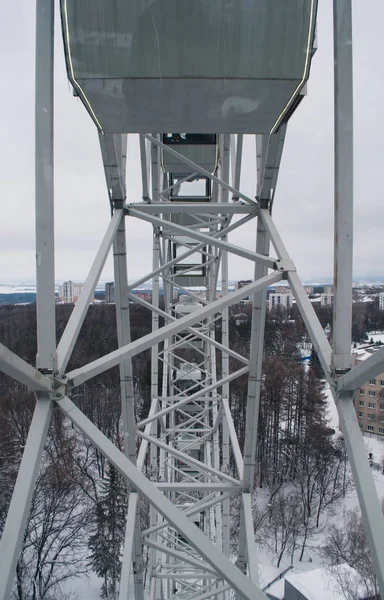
left=13, top=445, right=92, bottom=600
left=322, top=504, right=383, bottom=600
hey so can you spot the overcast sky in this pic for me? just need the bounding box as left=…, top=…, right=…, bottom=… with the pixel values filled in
left=0, top=0, right=383, bottom=285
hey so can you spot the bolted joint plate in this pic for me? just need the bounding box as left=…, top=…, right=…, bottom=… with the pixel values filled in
left=50, top=373, right=68, bottom=401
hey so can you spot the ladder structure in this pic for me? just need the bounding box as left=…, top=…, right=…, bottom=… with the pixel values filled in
left=1, top=1, right=384, bottom=599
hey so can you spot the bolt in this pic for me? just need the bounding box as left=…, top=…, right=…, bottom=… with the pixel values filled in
left=55, top=392, right=62, bottom=398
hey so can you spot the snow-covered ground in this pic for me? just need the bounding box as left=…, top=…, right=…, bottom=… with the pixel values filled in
left=64, top=573, right=103, bottom=599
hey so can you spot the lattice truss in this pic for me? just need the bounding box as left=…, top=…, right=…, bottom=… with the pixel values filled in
left=0, top=2, right=384, bottom=600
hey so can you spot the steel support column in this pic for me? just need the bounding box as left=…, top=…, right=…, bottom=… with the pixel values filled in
left=333, top=1, right=384, bottom=594
left=35, top=0, right=55, bottom=371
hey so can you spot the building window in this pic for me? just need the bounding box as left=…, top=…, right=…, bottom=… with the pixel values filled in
left=359, top=423, right=363, bottom=429
left=380, top=380, right=384, bottom=387
left=359, top=389, right=364, bottom=395
left=368, top=402, right=376, bottom=408
left=359, top=401, right=364, bottom=406
left=368, top=391, right=376, bottom=398
left=367, top=425, right=374, bottom=432
left=358, top=412, right=364, bottom=417
left=368, top=413, right=375, bottom=420
left=379, top=428, right=384, bottom=434
left=369, top=379, right=376, bottom=385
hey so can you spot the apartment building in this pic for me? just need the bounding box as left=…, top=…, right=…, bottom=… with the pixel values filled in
left=105, top=281, right=115, bottom=303
left=268, top=290, right=293, bottom=311
left=379, top=292, right=384, bottom=310
left=353, top=349, right=384, bottom=437
left=320, top=292, right=334, bottom=307
left=58, top=281, right=89, bottom=303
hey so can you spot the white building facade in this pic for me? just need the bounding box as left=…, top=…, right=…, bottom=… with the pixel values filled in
left=59, top=281, right=86, bottom=303
left=268, top=291, right=293, bottom=311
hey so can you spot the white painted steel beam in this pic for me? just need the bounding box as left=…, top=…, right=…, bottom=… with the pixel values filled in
left=128, top=292, right=248, bottom=366
left=35, top=0, right=55, bottom=371
left=142, top=493, right=235, bottom=539
left=242, top=214, right=270, bottom=492
left=333, top=0, right=354, bottom=373
left=144, top=540, right=218, bottom=575
left=128, top=208, right=276, bottom=268
left=139, top=134, right=150, bottom=201
left=230, top=134, right=243, bottom=200
left=332, top=2, right=384, bottom=594
left=56, top=395, right=268, bottom=600
left=238, top=210, right=270, bottom=584
left=127, top=202, right=257, bottom=215
left=222, top=397, right=243, bottom=481
left=257, top=126, right=287, bottom=207
left=126, top=213, right=255, bottom=292
left=56, top=209, right=123, bottom=373
left=0, top=395, right=53, bottom=600
left=137, top=368, right=249, bottom=430
left=137, top=431, right=240, bottom=485
left=99, top=132, right=127, bottom=201
left=260, top=209, right=332, bottom=377
left=67, top=272, right=282, bottom=388
left=119, top=492, right=139, bottom=600
left=0, top=342, right=52, bottom=392
left=114, top=214, right=144, bottom=600
left=242, top=494, right=259, bottom=586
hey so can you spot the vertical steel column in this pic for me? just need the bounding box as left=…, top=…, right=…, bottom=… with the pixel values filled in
left=333, top=2, right=384, bottom=594
left=0, top=4, right=56, bottom=597
left=35, top=0, right=56, bottom=370
left=333, top=0, right=353, bottom=372
left=149, top=138, right=161, bottom=597
left=114, top=212, right=145, bottom=600
left=237, top=134, right=271, bottom=589
left=219, top=136, right=231, bottom=569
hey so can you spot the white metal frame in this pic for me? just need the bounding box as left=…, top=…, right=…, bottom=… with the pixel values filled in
left=0, top=2, right=384, bottom=600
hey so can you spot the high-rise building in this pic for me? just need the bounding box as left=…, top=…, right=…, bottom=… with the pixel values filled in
left=379, top=292, right=384, bottom=310
left=105, top=282, right=115, bottom=303
left=59, top=281, right=87, bottom=303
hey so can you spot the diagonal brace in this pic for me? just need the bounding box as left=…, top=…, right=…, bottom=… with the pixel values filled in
left=337, top=347, right=384, bottom=391
left=56, top=209, right=123, bottom=373
left=56, top=395, right=267, bottom=600
left=0, top=342, right=52, bottom=392
left=67, top=272, right=282, bottom=389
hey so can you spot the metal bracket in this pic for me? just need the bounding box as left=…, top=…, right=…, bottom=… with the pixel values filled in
left=51, top=372, right=68, bottom=400
left=274, top=260, right=286, bottom=272
left=334, top=368, right=351, bottom=392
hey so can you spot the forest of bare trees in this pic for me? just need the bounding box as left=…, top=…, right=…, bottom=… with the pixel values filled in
left=0, top=300, right=381, bottom=598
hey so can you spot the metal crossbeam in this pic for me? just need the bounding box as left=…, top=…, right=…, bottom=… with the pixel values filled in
left=128, top=208, right=276, bottom=268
